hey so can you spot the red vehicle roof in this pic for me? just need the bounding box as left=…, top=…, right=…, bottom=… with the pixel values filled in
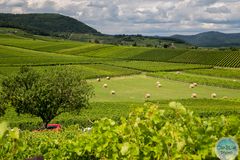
left=47, top=124, right=61, bottom=127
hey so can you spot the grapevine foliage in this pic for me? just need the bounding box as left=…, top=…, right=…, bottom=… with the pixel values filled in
left=0, top=102, right=239, bottom=160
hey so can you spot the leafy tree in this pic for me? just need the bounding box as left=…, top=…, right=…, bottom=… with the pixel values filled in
left=163, top=43, right=170, bottom=48
left=132, top=42, right=137, bottom=46
left=94, top=39, right=100, bottom=44
left=0, top=66, right=93, bottom=128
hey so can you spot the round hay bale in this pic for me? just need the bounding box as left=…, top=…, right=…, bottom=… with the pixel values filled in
left=145, top=93, right=151, bottom=99
left=103, top=84, right=108, bottom=88
left=83, top=127, right=92, bottom=132
left=191, top=93, right=197, bottom=98
left=211, top=93, right=217, bottom=98
left=106, top=76, right=111, bottom=80
left=189, top=84, right=195, bottom=88
left=156, top=81, right=160, bottom=84
left=157, top=83, right=162, bottom=88
left=97, top=78, right=101, bottom=82
left=222, top=96, right=228, bottom=99
left=176, top=71, right=181, bottom=74
left=111, top=90, right=116, bottom=95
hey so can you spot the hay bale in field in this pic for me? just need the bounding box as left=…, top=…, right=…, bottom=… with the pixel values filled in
left=222, top=96, right=228, bottom=99
left=191, top=93, right=197, bottom=98
left=189, top=84, right=195, bottom=88
left=193, top=82, right=198, bottom=87
left=211, top=93, right=217, bottom=98
left=176, top=71, right=181, bottom=74
left=106, top=76, right=111, bottom=80
left=97, top=78, right=101, bottom=82
left=145, top=93, right=151, bottom=99
left=157, top=83, right=162, bottom=88
left=156, top=81, right=160, bottom=84
left=83, top=127, right=92, bottom=132
left=103, top=84, right=108, bottom=88
left=111, top=90, right=116, bottom=95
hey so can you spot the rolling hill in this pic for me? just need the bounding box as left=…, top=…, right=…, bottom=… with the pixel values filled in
left=0, top=13, right=190, bottom=48
left=0, top=13, right=100, bottom=36
left=172, top=31, right=240, bottom=47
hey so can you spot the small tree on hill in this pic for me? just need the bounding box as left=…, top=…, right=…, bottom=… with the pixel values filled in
left=132, top=42, right=137, bottom=46
left=94, top=39, right=100, bottom=44
left=163, top=43, right=170, bottom=48
left=0, top=66, right=93, bottom=128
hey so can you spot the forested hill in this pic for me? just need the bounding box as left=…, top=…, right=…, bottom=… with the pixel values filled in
left=172, top=31, right=240, bottom=47
left=0, top=13, right=100, bottom=36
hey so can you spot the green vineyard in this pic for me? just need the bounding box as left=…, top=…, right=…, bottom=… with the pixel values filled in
left=105, top=61, right=210, bottom=72
left=1, top=33, right=240, bottom=67
left=130, top=48, right=187, bottom=61
left=169, top=49, right=240, bottom=67
left=1, top=103, right=240, bottom=160
left=0, top=27, right=240, bottom=160
left=0, top=64, right=140, bottom=79
left=185, top=68, right=240, bottom=79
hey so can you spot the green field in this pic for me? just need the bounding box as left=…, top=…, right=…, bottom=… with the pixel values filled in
left=0, top=31, right=240, bottom=102
left=0, top=29, right=240, bottom=159
left=0, top=31, right=239, bottom=102
left=0, top=33, right=83, bottom=51
left=0, top=45, right=98, bottom=65
left=1, top=32, right=240, bottom=67
left=90, top=75, right=240, bottom=102
left=169, top=49, right=240, bottom=67
left=0, top=64, right=140, bottom=79
left=105, top=61, right=210, bottom=72
left=148, top=71, right=240, bottom=89
left=185, top=68, right=240, bottom=79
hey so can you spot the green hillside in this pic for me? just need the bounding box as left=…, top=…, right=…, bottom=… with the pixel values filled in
left=0, top=30, right=240, bottom=68
left=0, top=13, right=190, bottom=48
left=0, top=13, right=99, bottom=36
left=169, top=49, right=240, bottom=67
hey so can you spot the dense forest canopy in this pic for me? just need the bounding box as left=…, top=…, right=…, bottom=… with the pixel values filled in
left=0, top=13, right=100, bottom=36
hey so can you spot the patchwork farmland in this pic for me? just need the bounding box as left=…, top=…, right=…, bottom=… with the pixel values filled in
left=0, top=29, right=240, bottom=159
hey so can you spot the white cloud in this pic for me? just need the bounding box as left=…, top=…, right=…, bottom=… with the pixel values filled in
left=0, top=0, right=239, bottom=35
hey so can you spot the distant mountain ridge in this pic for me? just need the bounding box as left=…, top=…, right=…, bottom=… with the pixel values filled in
left=0, top=13, right=100, bottom=36
left=171, top=31, right=240, bottom=47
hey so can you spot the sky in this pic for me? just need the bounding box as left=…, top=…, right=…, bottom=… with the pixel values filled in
left=0, top=0, right=240, bottom=36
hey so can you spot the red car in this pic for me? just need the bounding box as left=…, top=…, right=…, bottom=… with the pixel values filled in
left=46, top=124, right=61, bottom=131
left=33, top=124, right=61, bottom=132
